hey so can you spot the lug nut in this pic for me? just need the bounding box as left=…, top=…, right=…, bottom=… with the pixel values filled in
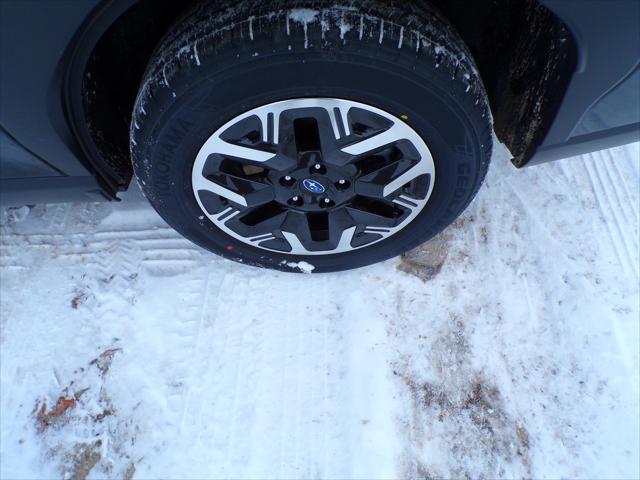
left=310, top=163, right=327, bottom=174
left=320, top=197, right=334, bottom=208
left=335, top=179, right=350, bottom=190
left=288, top=195, right=303, bottom=206
left=280, top=175, right=295, bottom=187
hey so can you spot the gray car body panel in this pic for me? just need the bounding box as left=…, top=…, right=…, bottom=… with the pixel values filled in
left=531, top=0, right=640, bottom=164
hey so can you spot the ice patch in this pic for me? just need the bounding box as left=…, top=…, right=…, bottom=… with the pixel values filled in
left=288, top=8, right=318, bottom=24
left=162, top=67, right=169, bottom=87
left=193, top=43, right=200, bottom=66
left=339, top=15, right=351, bottom=40
left=288, top=8, right=318, bottom=49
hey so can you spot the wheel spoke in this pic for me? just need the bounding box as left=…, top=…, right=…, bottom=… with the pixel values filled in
left=354, top=159, right=410, bottom=197
left=282, top=224, right=357, bottom=254
left=385, top=163, right=432, bottom=196
left=199, top=135, right=276, bottom=162
left=341, top=122, right=404, bottom=156
left=194, top=171, right=274, bottom=207
left=355, top=162, right=431, bottom=198
left=393, top=194, right=421, bottom=212
left=192, top=175, right=248, bottom=207
left=346, top=198, right=402, bottom=228
left=233, top=202, right=287, bottom=230
left=328, top=104, right=352, bottom=139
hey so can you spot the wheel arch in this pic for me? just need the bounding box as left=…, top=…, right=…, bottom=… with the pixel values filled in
left=63, top=0, right=196, bottom=194
left=69, top=0, right=577, bottom=190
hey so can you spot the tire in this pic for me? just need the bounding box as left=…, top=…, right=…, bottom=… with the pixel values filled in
left=130, top=0, right=492, bottom=273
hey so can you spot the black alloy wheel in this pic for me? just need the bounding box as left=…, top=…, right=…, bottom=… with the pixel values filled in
left=191, top=98, right=435, bottom=256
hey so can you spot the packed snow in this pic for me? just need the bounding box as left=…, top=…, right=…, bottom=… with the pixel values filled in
left=1, top=141, right=638, bottom=479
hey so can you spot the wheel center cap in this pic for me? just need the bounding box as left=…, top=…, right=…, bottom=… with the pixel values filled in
left=302, top=178, right=326, bottom=194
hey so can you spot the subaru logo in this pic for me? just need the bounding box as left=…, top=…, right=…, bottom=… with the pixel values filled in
left=302, top=178, right=325, bottom=194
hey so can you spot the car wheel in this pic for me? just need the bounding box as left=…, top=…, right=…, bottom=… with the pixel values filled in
left=130, top=0, right=492, bottom=273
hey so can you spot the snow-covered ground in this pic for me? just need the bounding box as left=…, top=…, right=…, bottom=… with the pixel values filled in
left=1, top=142, right=638, bottom=479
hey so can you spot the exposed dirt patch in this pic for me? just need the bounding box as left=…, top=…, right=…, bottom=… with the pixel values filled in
left=64, top=441, right=102, bottom=480
left=393, top=315, right=531, bottom=478
left=70, top=289, right=88, bottom=309
left=399, top=230, right=452, bottom=281
left=32, top=345, right=139, bottom=479
left=409, top=376, right=529, bottom=461
left=89, top=347, right=122, bottom=376
left=34, top=396, right=77, bottom=433
left=124, top=462, right=136, bottom=480
left=415, top=461, right=438, bottom=480
left=70, top=275, right=93, bottom=310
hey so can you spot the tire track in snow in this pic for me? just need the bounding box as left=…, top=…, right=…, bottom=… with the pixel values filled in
left=86, top=238, right=141, bottom=330
left=172, top=271, right=266, bottom=474
left=293, top=283, right=304, bottom=474
left=39, top=235, right=146, bottom=474
left=221, top=274, right=263, bottom=471
left=603, top=149, right=636, bottom=228
left=277, top=291, right=294, bottom=479
left=322, top=290, right=331, bottom=476
left=581, top=157, right=628, bottom=276
left=48, top=204, right=70, bottom=233
left=1, top=226, right=208, bottom=277
left=312, top=281, right=353, bottom=479
left=1, top=227, right=178, bottom=244
left=604, top=148, right=640, bottom=268
left=276, top=279, right=305, bottom=478
left=503, top=178, right=575, bottom=263
left=172, top=270, right=212, bottom=423
left=308, top=277, right=328, bottom=477
left=583, top=153, right=638, bottom=281
left=264, top=277, right=348, bottom=478
left=593, top=150, right=636, bottom=258
left=224, top=282, right=258, bottom=472
left=178, top=271, right=229, bottom=449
